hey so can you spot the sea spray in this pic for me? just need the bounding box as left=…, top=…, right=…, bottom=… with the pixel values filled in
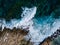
left=0, top=7, right=37, bottom=30
left=0, top=7, right=60, bottom=45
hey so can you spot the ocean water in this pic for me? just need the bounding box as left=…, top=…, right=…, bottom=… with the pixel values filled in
left=0, top=0, right=60, bottom=45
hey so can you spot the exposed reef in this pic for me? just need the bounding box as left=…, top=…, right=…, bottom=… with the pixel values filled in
left=0, top=28, right=33, bottom=45
left=0, top=28, right=60, bottom=45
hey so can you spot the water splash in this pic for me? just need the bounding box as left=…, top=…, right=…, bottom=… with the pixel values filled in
left=0, top=7, right=37, bottom=30
left=0, top=6, right=60, bottom=45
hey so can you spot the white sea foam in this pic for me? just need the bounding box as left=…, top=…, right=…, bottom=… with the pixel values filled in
left=0, top=7, right=37, bottom=30
left=0, top=7, right=60, bottom=45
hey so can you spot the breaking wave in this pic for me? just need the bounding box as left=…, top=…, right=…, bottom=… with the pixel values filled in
left=0, top=7, right=60, bottom=45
